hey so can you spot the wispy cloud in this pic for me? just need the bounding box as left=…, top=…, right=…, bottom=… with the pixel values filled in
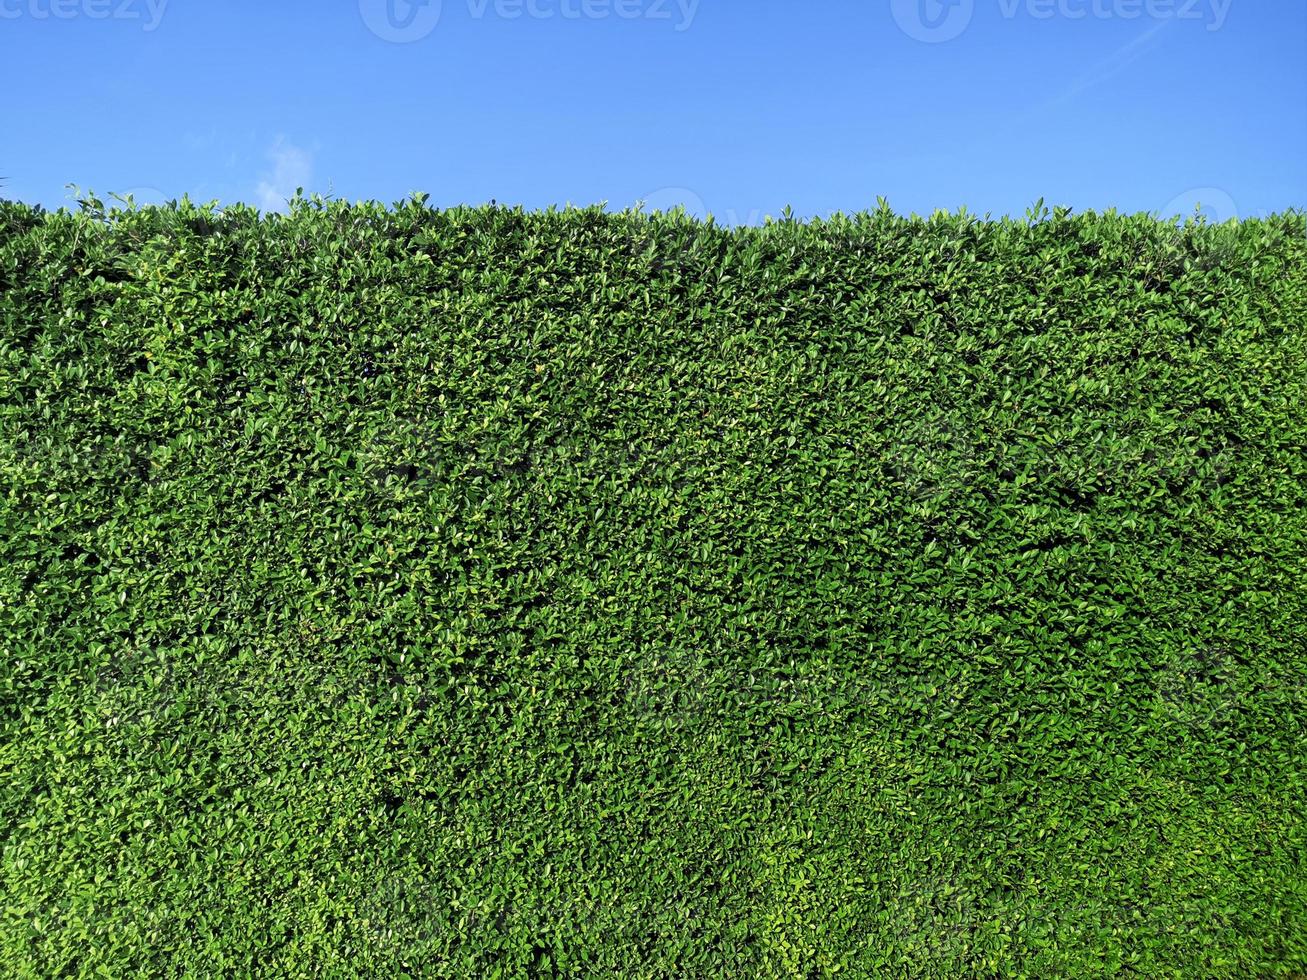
left=256, top=137, right=314, bottom=212
left=1052, top=18, right=1175, bottom=105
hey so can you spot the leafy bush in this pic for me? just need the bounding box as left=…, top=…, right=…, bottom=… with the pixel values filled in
left=2, top=195, right=1305, bottom=977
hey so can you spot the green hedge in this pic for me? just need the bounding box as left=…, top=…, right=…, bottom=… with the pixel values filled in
left=2, top=195, right=1305, bottom=977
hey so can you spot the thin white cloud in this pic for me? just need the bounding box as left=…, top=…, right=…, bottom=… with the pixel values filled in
left=256, top=137, right=314, bottom=212
left=1053, top=18, right=1174, bottom=104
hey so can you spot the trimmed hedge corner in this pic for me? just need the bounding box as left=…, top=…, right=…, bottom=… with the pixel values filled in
left=2, top=196, right=1306, bottom=976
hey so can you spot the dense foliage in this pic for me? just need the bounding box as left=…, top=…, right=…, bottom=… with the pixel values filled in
left=2, top=196, right=1305, bottom=977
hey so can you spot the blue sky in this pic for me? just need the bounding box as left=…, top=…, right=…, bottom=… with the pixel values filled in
left=2, top=0, right=1304, bottom=222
